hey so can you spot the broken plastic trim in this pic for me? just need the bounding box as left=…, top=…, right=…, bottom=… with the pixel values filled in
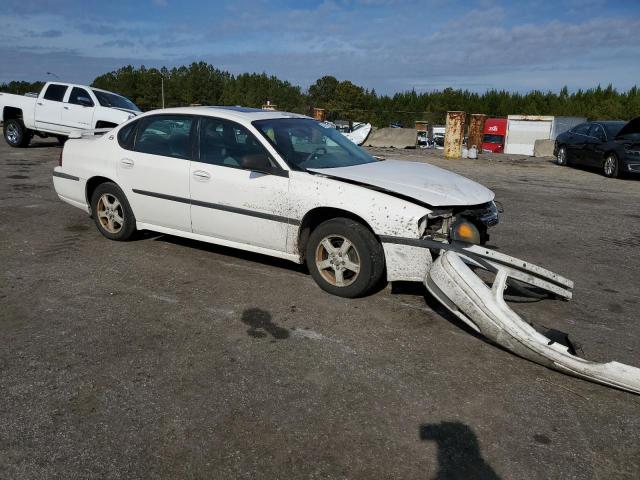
left=425, top=250, right=640, bottom=395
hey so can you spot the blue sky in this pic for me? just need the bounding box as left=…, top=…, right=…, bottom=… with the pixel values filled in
left=1, top=0, right=639, bottom=94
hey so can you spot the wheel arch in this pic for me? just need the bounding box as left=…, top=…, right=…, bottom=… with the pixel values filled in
left=3, top=106, right=23, bottom=122
left=86, top=175, right=118, bottom=207
left=297, top=207, right=377, bottom=260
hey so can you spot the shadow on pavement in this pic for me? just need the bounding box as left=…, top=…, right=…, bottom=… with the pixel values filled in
left=420, top=421, right=501, bottom=480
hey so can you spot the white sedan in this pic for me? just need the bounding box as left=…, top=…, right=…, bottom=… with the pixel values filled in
left=52, top=106, right=640, bottom=394
left=53, top=106, right=497, bottom=298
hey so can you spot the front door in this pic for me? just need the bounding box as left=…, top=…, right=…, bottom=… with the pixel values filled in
left=116, top=114, right=194, bottom=231
left=190, top=116, right=290, bottom=252
left=35, top=84, right=68, bottom=133
left=61, top=87, right=95, bottom=130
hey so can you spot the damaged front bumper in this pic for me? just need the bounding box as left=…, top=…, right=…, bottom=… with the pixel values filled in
left=424, top=246, right=640, bottom=395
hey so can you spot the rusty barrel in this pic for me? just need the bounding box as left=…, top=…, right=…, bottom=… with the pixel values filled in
left=444, top=111, right=466, bottom=159
left=313, top=108, right=326, bottom=121
left=467, top=114, right=487, bottom=150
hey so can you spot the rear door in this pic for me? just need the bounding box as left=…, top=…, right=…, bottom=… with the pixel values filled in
left=35, top=84, right=68, bottom=133
left=61, top=87, right=95, bottom=130
left=116, top=114, right=194, bottom=231
left=583, top=123, right=607, bottom=167
left=189, top=116, right=291, bottom=252
left=566, top=123, right=591, bottom=164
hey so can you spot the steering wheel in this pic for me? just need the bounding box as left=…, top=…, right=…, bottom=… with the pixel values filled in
left=304, top=147, right=327, bottom=164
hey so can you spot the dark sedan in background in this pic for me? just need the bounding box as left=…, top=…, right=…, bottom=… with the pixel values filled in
left=554, top=117, right=640, bottom=178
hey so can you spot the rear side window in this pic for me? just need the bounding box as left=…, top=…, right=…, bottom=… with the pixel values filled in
left=572, top=123, right=590, bottom=135
left=43, top=84, right=68, bottom=102
left=134, top=115, right=194, bottom=159
left=68, top=87, right=94, bottom=107
left=118, top=120, right=139, bottom=150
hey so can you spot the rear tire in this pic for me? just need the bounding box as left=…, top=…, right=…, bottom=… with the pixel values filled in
left=556, top=146, right=568, bottom=166
left=305, top=217, right=385, bottom=298
left=90, top=182, right=137, bottom=241
left=3, top=118, right=31, bottom=147
left=603, top=153, right=619, bottom=178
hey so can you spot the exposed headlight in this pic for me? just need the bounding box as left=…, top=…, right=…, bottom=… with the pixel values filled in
left=451, top=219, right=481, bottom=244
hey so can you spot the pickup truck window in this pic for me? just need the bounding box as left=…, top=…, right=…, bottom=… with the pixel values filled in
left=134, top=115, right=194, bottom=159
left=92, top=90, right=140, bottom=112
left=43, top=84, right=68, bottom=102
left=68, top=87, right=94, bottom=107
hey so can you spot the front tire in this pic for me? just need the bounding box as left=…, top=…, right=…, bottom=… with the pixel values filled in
left=3, top=118, right=31, bottom=147
left=603, top=153, right=619, bottom=178
left=90, top=182, right=136, bottom=241
left=556, top=146, right=568, bottom=166
left=305, top=218, right=385, bottom=298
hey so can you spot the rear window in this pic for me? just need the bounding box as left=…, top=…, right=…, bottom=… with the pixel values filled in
left=43, top=84, right=68, bottom=102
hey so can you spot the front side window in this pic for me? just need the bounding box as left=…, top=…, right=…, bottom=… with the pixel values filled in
left=43, top=84, right=68, bottom=102
left=589, top=124, right=606, bottom=141
left=68, top=87, right=94, bottom=107
left=198, top=117, right=273, bottom=168
left=253, top=118, right=377, bottom=170
left=134, top=115, right=194, bottom=159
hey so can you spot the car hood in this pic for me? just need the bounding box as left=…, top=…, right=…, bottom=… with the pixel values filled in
left=308, top=159, right=495, bottom=206
left=615, top=116, right=640, bottom=139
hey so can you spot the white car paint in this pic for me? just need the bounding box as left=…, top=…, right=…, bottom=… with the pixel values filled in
left=342, top=122, right=372, bottom=146
left=309, top=159, right=494, bottom=206
left=0, top=82, right=138, bottom=139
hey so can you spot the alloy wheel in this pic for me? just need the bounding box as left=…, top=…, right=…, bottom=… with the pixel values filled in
left=604, top=156, right=616, bottom=176
left=96, top=193, right=124, bottom=233
left=315, top=235, right=361, bottom=287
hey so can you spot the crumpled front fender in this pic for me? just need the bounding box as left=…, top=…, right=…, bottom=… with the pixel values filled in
left=425, top=249, right=640, bottom=395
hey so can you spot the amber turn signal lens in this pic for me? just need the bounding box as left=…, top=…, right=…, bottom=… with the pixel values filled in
left=452, top=220, right=481, bottom=244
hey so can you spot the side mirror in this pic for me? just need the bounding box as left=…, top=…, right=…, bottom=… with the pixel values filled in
left=78, top=96, right=93, bottom=107
left=241, top=154, right=276, bottom=174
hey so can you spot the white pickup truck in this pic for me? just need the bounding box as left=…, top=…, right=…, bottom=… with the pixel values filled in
left=0, top=82, right=140, bottom=147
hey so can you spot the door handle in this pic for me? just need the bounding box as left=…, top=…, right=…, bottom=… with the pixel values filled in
left=37, top=102, right=43, bottom=106
left=192, top=170, right=211, bottom=181
left=63, top=106, right=70, bottom=110
left=120, top=158, right=134, bottom=168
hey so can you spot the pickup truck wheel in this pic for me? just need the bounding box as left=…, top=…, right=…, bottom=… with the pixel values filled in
left=90, top=182, right=136, bottom=241
left=306, top=218, right=385, bottom=298
left=3, top=119, right=31, bottom=148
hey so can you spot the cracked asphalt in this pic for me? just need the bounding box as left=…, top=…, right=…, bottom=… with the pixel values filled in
left=1, top=138, right=639, bottom=479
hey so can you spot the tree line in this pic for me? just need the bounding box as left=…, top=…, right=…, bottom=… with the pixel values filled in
left=2, top=62, right=639, bottom=127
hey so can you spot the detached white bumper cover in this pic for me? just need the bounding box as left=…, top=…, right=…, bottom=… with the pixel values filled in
left=425, top=250, right=640, bottom=395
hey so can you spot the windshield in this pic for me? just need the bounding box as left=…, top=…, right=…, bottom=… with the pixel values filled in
left=92, top=89, right=140, bottom=112
left=604, top=122, right=627, bottom=138
left=483, top=134, right=504, bottom=144
left=252, top=118, right=378, bottom=170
